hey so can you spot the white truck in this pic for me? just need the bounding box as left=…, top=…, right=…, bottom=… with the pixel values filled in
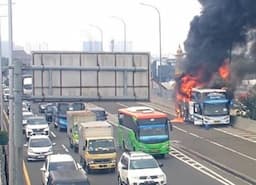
left=78, top=121, right=116, bottom=173
left=67, top=110, right=96, bottom=152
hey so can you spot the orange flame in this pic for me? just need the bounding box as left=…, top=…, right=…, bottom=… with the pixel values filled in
left=172, top=59, right=231, bottom=123
left=218, top=59, right=230, bottom=80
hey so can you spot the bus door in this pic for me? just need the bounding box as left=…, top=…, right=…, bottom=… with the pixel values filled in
left=193, top=103, right=203, bottom=125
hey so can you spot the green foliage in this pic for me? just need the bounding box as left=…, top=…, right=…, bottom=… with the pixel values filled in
left=0, top=131, right=8, bottom=145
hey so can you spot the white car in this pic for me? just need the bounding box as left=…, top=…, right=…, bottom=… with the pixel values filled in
left=40, top=154, right=83, bottom=185
left=25, top=135, right=53, bottom=161
left=25, top=116, right=49, bottom=139
left=3, top=88, right=10, bottom=102
left=117, top=151, right=167, bottom=185
left=22, top=111, right=34, bottom=132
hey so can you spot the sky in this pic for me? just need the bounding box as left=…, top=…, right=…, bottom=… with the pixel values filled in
left=0, top=0, right=201, bottom=57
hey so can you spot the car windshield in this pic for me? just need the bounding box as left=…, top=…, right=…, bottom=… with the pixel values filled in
left=29, top=138, right=51, bottom=147
left=58, top=104, right=70, bottom=114
left=88, top=139, right=115, bottom=154
left=24, top=84, right=32, bottom=89
left=46, top=106, right=54, bottom=112
left=49, top=161, right=77, bottom=171
left=92, top=110, right=106, bottom=120
left=23, top=114, right=33, bottom=119
left=71, top=103, right=85, bottom=111
left=129, top=158, right=159, bottom=169
left=4, top=88, right=9, bottom=93
left=27, top=118, right=47, bottom=125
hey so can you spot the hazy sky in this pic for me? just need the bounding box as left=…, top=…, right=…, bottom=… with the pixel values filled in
left=0, top=0, right=201, bottom=56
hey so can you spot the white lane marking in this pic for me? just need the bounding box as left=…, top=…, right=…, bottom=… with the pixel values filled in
left=50, top=131, right=56, bottom=138
left=116, top=102, right=256, bottom=162
left=170, top=148, right=236, bottom=185
left=214, top=128, right=256, bottom=144
left=207, top=140, right=256, bottom=162
left=61, top=144, right=69, bottom=153
left=173, top=125, right=188, bottom=133
left=189, top=132, right=203, bottom=139
left=116, top=103, right=128, bottom=108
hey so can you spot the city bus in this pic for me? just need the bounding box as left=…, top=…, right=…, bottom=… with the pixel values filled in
left=117, top=106, right=171, bottom=157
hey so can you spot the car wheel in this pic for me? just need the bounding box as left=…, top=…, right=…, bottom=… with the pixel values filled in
left=69, top=139, right=73, bottom=148
left=80, top=157, right=86, bottom=169
left=118, top=175, right=122, bottom=185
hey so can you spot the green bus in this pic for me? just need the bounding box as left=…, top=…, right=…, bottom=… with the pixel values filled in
left=117, top=106, right=172, bottom=157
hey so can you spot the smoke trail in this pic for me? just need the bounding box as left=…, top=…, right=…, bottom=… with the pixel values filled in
left=183, top=0, right=256, bottom=83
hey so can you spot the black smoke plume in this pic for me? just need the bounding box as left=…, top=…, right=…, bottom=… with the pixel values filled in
left=183, top=0, right=256, bottom=83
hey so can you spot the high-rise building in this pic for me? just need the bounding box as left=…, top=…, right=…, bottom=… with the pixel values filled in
left=82, top=41, right=102, bottom=52
left=109, top=40, right=132, bottom=52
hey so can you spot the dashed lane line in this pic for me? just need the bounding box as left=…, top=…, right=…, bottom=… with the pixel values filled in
left=206, top=140, right=256, bottom=162
left=214, top=128, right=256, bottom=144
left=173, top=125, right=188, bottom=133
left=61, top=144, right=69, bottom=153
left=50, top=131, right=56, bottom=138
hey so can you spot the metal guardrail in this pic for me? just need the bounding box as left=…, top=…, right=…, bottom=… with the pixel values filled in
left=0, top=146, right=7, bottom=185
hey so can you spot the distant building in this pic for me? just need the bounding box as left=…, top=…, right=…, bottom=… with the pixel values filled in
left=109, top=40, right=133, bottom=52
left=151, top=57, right=176, bottom=82
left=82, top=41, right=102, bottom=52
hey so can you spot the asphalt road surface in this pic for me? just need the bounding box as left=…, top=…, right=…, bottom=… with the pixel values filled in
left=23, top=101, right=256, bottom=185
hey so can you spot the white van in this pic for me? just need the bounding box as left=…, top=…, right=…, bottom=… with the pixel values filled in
left=23, top=77, right=32, bottom=96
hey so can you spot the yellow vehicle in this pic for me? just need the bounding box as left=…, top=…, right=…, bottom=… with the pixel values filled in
left=67, top=110, right=96, bottom=152
left=78, top=121, right=116, bottom=173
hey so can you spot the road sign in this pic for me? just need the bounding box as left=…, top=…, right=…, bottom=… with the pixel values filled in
left=30, top=52, right=150, bottom=102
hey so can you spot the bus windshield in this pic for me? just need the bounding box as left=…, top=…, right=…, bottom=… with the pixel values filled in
left=137, top=118, right=169, bottom=144
left=203, top=103, right=229, bottom=116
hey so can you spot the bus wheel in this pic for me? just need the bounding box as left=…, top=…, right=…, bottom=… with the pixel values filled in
left=160, top=154, right=165, bottom=158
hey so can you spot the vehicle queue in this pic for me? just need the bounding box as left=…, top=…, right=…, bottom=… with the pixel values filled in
left=21, top=101, right=169, bottom=185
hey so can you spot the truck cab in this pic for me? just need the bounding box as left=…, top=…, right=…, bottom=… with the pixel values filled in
left=78, top=121, right=117, bottom=173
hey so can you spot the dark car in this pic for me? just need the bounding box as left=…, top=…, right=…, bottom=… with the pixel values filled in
left=39, top=103, right=52, bottom=113
left=47, top=170, right=90, bottom=185
left=45, top=104, right=57, bottom=123
left=87, top=107, right=107, bottom=121
left=53, top=102, right=86, bottom=130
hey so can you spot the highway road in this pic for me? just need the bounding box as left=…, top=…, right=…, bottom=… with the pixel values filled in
left=22, top=100, right=256, bottom=185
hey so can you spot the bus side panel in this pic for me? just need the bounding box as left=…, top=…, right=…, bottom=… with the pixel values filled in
left=118, top=125, right=133, bottom=150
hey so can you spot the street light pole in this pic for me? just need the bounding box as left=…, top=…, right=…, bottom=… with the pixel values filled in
left=89, top=24, right=103, bottom=51
left=140, top=2, right=162, bottom=83
left=7, top=0, right=15, bottom=184
left=111, top=16, right=127, bottom=52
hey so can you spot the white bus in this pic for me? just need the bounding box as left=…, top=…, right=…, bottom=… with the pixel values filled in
left=183, top=88, right=231, bottom=126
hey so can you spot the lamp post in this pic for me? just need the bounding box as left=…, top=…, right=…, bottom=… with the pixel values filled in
left=110, top=16, right=127, bottom=52
left=89, top=24, right=103, bottom=51
left=140, top=2, right=162, bottom=83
